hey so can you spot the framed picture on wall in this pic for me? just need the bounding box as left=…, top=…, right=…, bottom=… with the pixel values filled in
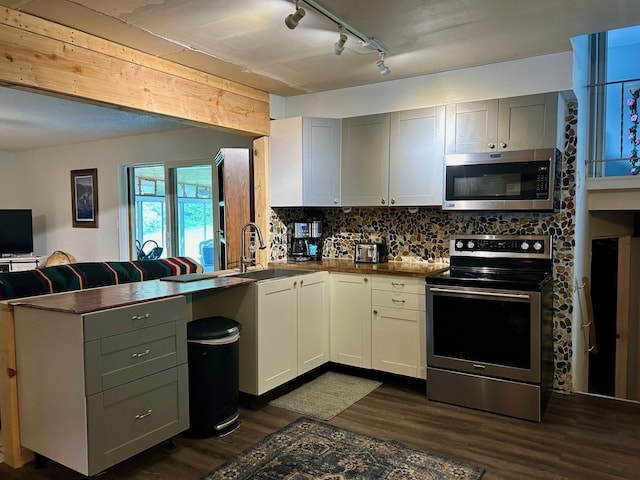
left=71, top=168, right=99, bottom=228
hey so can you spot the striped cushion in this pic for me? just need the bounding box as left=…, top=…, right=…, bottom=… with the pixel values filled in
left=0, top=257, right=201, bottom=301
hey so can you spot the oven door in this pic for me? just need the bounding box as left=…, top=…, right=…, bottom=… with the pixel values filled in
left=426, top=283, right=541, bottom=383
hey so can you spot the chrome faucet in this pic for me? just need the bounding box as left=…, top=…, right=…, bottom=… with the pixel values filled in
left=240, top=222, right=266, bottom=272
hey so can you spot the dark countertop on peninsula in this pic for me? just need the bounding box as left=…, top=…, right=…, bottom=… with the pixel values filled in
left=9, top=275, right=256, bottom=315
left=268, top=258, right=449, bottom=278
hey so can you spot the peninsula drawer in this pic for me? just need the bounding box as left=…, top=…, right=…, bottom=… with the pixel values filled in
left=86, top=364, right=189, bottom=476
left=84, top=296, right=185, bottom=341
left=84, top=321, right=187, bottom=395
left=371, top=290, right=425, bottom=311
left=371, top=275, right=425, bottom=295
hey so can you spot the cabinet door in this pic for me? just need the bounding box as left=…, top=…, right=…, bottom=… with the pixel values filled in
left=497, top=93, right=558, bottom=151
left=330, top=273, right=372, bottom=368
left=372, top=306, right=422, bottom=378
left=445, top=100, right=499, bottom=154
left=303, top=118, right=341, bottom=206
left=389, top=107, right=445, bottom=206
left=269, top=117, right=303, bottom=206
left=256, top=277, right=297, bottom=394
left=297, top=272, right=329, bottom=374
left=341, top=114, right=390, bottom=206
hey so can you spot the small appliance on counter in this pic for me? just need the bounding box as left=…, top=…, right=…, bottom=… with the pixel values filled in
left=354, top=241, right=388, bottom=263
left=291, top=221, right=323, bottom=261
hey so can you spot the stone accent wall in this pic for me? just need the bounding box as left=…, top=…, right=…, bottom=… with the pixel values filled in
left=270, top=100, right=578, bottom=392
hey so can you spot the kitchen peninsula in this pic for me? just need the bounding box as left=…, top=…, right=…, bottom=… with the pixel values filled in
left=3, top=274, right=255, bottom=474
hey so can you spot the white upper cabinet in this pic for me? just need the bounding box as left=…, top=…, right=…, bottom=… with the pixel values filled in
left=389, top=106, right=445, bottom=206
left=269, top=117, right=341, bottom=207
left=445, top=93, right=558, bottom=154
left=341, top=113, right=391, bottom=206
left=341, top=109, right=445, bottom=207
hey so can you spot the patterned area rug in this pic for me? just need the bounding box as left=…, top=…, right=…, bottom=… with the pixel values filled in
left=202, top=417, right=485, bottom=479
left=268, top=371, right=382, bottom=420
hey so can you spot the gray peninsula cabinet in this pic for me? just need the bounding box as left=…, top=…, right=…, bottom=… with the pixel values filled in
left=341, top=107, right=445, bottom=207
left=445, top=93, right=559, bottom=154
left=14, top=296, right=188, bottom=476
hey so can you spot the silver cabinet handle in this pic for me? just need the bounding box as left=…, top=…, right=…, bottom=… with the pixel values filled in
left=132, top=349, right=150, bottom=358
left=300, top=279, right=304, bottom=286
left=500, top=142, right=507, bottom=148
left=373, top=309, right=378, bottom=315
left=390, top=198, right=395, bottom=205
left=363, top=277, right=368, bottom=283
left=135, top=409, right=153, bottom=420
left=391, top=282, right=405, bottom=287
left=132, top=313, right=150, bottom=321
left=488, top=143, right=495, bottom=149
left=392, top=298, right=405, bottom=304
left=381, top=198, right=386, bottom=205
left=333, top=198, right=339, bottom=204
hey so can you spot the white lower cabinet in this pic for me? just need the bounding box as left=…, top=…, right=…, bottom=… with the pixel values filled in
left=371, top=275, right=426, bottom=379
left=330, top=272, right=426, bottom=379
left=14, top=296, right=188, bottom=477
left=250, top=271, right=329, bottom=394
left=193, top=271, right=330, bottom=396
left=297, top=272, right=330, bottom=375
left=330, top=272, right=372, bottom=368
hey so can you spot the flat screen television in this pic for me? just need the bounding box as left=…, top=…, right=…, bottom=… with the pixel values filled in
left=0, top=209, right=34, bottom=256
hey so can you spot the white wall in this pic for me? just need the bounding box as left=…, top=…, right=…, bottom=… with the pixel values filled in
left=571, top=34, right=590, bottom=393
left=0, top=151, right=19, bottom=204
left=272, top=52, right=574, bottom=118
left=5, top=127, right=252, bottom=262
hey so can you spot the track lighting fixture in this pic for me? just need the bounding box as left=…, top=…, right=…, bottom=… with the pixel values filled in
left=285, top=1, right=306, bottom=30
left=376, top=52, right=391, bottom=77
left=334, top=29, right=347, bottom=55
left=284, top=0, right=390, bottom=77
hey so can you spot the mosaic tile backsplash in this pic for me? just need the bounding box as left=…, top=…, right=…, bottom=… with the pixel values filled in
left=270, top=100, right=578, bottom=393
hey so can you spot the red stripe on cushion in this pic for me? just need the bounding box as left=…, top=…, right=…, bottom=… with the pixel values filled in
left=33, top=268, right=54, bottom=294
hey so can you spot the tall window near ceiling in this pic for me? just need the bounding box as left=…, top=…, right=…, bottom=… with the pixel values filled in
left=587, top=25, right=640, bottom=177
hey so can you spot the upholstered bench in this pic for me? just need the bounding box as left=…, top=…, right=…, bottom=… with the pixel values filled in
left=0, top=257, right=201, bottom=301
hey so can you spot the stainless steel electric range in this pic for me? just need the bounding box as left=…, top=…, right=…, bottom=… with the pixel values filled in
left=425, top=234, right=554, bottom=422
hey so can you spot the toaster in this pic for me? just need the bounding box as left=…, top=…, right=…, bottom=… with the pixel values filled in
left=354, top=242, right=388, bottom=263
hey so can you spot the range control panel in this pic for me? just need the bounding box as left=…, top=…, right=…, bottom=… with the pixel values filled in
left=450, top=235, right=552, bottom=259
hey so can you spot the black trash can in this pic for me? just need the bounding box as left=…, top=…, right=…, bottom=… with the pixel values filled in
left=184, top=316, right=241, bottom=438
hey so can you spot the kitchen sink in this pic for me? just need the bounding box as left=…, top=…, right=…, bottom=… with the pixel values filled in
left=221, top=267, right=312, bottom=282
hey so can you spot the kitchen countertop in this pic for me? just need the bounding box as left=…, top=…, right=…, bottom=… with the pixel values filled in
left=268, top=258, right=449, bottom=278
left=9, top=275, right=256, bottom=314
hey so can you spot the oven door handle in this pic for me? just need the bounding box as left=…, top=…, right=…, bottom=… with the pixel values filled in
left=429, top=287, right=531, bottom=300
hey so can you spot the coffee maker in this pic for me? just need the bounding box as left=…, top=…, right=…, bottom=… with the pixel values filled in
left=307, top=221, right=322, bottom=261
left=291, top=221, right=323, bottom=261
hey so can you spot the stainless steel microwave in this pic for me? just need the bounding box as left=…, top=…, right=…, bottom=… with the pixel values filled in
left=442, top=148, right=561, bottom=211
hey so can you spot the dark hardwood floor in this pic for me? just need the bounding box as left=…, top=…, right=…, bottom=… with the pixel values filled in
left=1, top=373, right=639, bottom=479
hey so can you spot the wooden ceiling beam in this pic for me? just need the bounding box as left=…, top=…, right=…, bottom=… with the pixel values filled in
left=0, top=7, right=270, bottom=137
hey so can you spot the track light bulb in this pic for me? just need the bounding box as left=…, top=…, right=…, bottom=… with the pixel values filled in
left=334, top=32, right=348, bottom=55
left=285, top=6, right=306, bottom=29
left=376, top=54, right=391, bottom=77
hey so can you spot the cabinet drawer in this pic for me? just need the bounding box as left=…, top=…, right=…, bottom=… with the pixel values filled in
left=84, top=321, right=187, bottom=395
left=371, top=290, right=425, bottom=311
left=84, top=296, right=185, bottom=341
left=371, top=275, right=425, bottom=295
left=86, top=364, right=189, bottom=475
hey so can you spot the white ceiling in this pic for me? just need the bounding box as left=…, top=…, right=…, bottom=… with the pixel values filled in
left=2, top=0, right=640, bottom=151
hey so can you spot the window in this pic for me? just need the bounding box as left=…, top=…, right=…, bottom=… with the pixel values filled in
left=128, top=162, right=218, bottom=272
left=587, top=25, right=640, bottom=177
